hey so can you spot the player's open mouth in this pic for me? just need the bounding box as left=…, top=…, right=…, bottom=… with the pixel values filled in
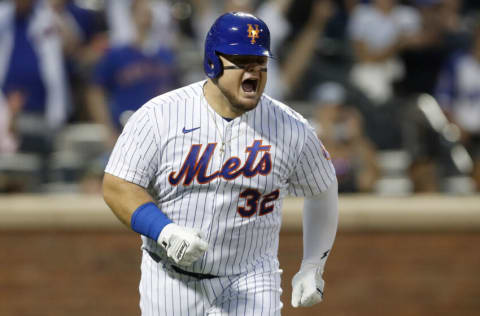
left=241, top=79, right=258, bottom=94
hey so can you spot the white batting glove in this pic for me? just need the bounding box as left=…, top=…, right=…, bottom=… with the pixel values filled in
left=291, top=263, right=325, bottom=307
left=157, top=223, right=208, bottom=267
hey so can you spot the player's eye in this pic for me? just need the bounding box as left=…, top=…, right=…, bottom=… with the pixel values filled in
left=222, top=54, right=266, bottom=67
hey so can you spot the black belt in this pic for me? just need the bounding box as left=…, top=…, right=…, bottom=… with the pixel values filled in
left=146, top=250, right=217, bottom=280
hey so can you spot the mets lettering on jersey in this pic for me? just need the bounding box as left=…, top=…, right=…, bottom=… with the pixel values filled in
left=168, top=140, right=271, bottom=186
left=105, top=80, right=336, bottom=277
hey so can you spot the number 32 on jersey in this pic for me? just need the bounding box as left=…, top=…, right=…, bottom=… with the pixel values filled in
left=168, top=140, right=280, bottom=217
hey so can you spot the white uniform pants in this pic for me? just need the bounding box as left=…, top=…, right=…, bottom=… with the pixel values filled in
left=139, top=250, right=283, bottom=315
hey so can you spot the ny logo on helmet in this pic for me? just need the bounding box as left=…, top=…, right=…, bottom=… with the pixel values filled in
left=247, top=24, right=260, bottom=44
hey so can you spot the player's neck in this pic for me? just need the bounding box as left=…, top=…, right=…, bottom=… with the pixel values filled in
left=203, top=80, right=244, bottom=119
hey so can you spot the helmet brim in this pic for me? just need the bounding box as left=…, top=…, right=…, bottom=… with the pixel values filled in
left=215, top=42, right=273, bottom=58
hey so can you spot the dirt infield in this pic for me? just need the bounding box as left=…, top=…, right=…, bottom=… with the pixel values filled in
left=1, top=230, right=479, bottom=316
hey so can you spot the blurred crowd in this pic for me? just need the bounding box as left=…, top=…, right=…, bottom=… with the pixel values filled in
left=1, top=0, right=480, bottom=195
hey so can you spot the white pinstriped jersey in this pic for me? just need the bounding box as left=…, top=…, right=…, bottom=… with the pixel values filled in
left=105, top=80, right=336, bottom=276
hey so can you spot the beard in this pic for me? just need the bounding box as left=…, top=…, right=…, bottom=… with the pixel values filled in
left=216, top=81, right=261, bottom=115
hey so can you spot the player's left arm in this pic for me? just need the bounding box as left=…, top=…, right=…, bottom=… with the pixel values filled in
left=287, top=120, right=339, bottom=307
left=291, top=180, right=338, bottom=307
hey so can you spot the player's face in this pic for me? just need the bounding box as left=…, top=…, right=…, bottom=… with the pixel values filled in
left=216, top=54, right=268, bottom=114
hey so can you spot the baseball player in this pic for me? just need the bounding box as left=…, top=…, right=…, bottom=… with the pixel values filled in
left=103, top=11, right=338, bottom=315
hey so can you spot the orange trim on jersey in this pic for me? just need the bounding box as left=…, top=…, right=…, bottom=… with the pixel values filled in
left=243, top=140, right=272, bottom=178
left=168, top=143, right=219, bottom=186
left=220, top=156, right=243, bottom=180
left=193, top=142, right=219, bottom=185
left=168, top=144, right=201, bottom=186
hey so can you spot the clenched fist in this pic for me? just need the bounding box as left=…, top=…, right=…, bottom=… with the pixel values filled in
left=291, top=263, right=325, bottom=307
left=158, top=223, right=208, bottom=266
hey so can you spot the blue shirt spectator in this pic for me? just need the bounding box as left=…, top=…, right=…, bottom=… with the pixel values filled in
left=0, top=0, right=69, bottom=131
left=65, top=1, right=98, bottom=43
left=2, top=13, right=46, bottom=113
left=92, top=45, right=178, bottom=130
left=87, top=0, right=180, bottom=148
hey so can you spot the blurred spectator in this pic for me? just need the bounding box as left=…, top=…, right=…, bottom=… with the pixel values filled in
left=0, top=91, right=19, bottom=154
left=435, top=18, right=480, bottom=190
left=87, top=0, right=180, bottom=147
left=49, top=0, right=106, bottom=60
left=312, top=81, right=379, bottom=192
left=0, top=0, right=70, bottom=135
left=105, top=0, right=178, bottom=51
left=397, top=0, right=469, bottom=97
left=324, top=0, right=358, bottom=40
left=284, top=0, right=357, bottom=100
left=348, top=0, right=421, bottom=104
left=278, top=0, right=335, bottom=99
left=49, top=0, right=108, bottom=122
left=0, top=0, right=70, bottom=191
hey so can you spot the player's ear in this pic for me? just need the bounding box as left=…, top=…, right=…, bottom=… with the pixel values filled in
left=215, top=54, right=227, bottom=79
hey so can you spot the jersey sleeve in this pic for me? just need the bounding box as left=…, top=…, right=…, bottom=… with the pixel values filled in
left=287, top=123, right=336, bottom=197
left=104, top=105, right=159, bottom=188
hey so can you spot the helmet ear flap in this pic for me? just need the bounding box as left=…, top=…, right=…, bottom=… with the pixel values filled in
left=205, top=51, right=223, bottom=79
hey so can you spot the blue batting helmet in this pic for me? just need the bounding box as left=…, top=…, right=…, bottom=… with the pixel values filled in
left=204, top=12, right=273, bottom=79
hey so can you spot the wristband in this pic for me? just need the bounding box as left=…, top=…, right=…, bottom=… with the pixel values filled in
left=130, top=202, right=173, bottom=241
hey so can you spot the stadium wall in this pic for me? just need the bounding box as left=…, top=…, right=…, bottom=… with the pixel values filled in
left=1, top=194, right=479, bottom=316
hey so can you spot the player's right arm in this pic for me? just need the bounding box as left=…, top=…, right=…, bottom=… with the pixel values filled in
left=102, top=105, right=207, bottom=266
left=102, top=173, right=153, bottom=228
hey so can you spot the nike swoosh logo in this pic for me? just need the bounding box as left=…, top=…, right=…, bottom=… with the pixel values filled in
left=182, top=127, right=200, bottom=134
